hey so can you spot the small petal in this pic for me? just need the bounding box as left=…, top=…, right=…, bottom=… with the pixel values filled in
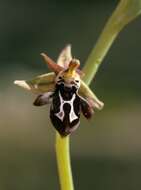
left=57, top=44, right=72, bottom=68
left=41, top=53, right=63, bottom=74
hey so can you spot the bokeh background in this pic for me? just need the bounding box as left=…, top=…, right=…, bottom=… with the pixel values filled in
left=0, top=0, right=141, bottom=189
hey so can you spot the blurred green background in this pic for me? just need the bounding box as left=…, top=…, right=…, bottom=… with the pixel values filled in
left=1, top=0, right=141, bottom=189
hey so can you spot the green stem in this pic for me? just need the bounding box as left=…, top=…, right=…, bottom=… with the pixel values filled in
left=56, top=133, right=74, bottom=190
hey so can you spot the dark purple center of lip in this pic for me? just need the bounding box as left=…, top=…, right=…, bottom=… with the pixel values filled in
left=64, top=86, right=72, bottom=92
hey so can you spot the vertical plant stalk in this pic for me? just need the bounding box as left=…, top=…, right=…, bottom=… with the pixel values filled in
left=55, top=0, right=141, bottom=190
left=56, top=133, right=74, bottom=190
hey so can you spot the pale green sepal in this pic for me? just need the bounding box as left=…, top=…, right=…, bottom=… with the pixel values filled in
left=79, top=80, right=104, bottom=110
left=14, top=72, right=55, bottom=94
